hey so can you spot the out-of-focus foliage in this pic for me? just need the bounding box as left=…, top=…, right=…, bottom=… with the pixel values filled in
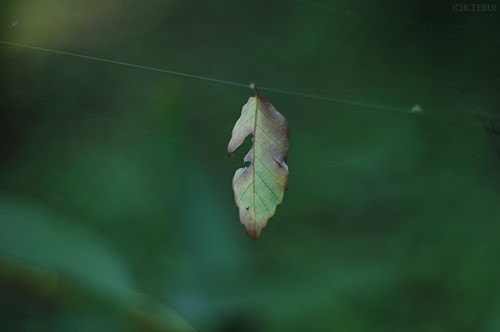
left=1, top=0, right=500, bottom=331
left=0, top=193, right=195, bottom=332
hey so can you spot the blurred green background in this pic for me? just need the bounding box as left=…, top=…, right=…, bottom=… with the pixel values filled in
left=1, top=0, right=500, bottom=331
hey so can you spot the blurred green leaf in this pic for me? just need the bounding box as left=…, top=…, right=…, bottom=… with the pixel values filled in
left=0, top=192, right=195, bottom=332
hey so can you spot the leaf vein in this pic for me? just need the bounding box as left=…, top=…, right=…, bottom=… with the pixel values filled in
left=256, top=124, right=286, bottom=152
left=258, top=107, right=287, bottom=133
left=255, top=191, right=272, bottom=215
left=232, top=113, right=255, bottom=134
left=255, top=171, right=280, bottom=200
left=254, top=156, right=280, bottom=181
left=233, top=168, right=249, bottom=185
left=238, top=181, right=253, bottom=203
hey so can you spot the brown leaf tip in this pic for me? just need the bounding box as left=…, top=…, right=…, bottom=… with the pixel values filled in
left=246, top=230, right=259, bottom=240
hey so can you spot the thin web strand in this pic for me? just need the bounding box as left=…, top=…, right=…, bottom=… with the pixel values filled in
left=0, top=40, right=250, bottom=89
left=0, top=40, right=491, bottom=126
left=0, top=40, right=419, bottom=116
left=0, top=85, right=231, bottom=160
left=1, top=42, right=497, bottom=177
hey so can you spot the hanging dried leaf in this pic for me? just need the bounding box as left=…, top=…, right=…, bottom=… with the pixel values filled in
left=228, top=86, right=290, bottom=239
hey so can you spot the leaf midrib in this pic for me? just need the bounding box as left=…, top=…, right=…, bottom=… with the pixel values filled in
left=252, top=94, right=258, bottom=234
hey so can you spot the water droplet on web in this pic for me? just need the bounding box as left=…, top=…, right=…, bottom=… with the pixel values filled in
left=411, top=104, right=423, bottom=113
